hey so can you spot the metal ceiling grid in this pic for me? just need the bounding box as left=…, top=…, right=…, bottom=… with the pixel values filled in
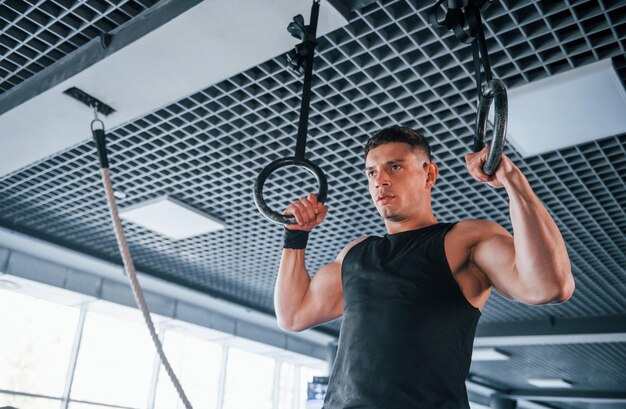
left=471, top=342, right=626, bottom=392
left=0, top=0, right=625, bottom=338
left=565, top=403, right=626, bottom=409
left=470, top=343, right=626, bottom=409
left=0, top=0, right=160, bottom=94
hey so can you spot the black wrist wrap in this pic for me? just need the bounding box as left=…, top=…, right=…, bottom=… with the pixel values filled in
left=283, top=228, right=310, bottom=249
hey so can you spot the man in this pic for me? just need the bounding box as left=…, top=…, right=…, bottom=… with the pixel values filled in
left=274, top=126, right=575, bottom=408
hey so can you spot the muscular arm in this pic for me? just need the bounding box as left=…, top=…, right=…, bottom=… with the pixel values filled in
left=274, top=249, right=342, bottom=332
left=466, top=152, right=575, bottom=305
left=275, top=237, right=366, bottom=332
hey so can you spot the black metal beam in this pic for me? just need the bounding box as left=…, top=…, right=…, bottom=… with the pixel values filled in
left=326, top=0, right=378, bottom=19
left=474, top=315, right=626, bottom=346
left=502, top=390, right=626, bottom=404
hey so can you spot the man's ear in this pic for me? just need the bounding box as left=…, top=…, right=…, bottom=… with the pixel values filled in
left=424, top=162, right=438, bottom=188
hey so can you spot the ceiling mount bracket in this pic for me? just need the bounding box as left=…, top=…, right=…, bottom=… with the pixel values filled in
left=63, top=87, right=116, bottom=117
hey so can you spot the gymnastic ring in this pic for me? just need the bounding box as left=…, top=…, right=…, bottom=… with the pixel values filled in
left=474, top=78, right=507, bottom=176
left=254, top=157, right=328, bottom=225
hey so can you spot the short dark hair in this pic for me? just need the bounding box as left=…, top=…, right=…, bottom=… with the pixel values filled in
left=364, top=126, right=432, bottom=162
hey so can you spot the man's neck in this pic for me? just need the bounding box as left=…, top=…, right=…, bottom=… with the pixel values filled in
left=384, top=213, right=438, bottom=235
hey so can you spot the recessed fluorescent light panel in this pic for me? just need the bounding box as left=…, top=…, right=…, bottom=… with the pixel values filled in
left=472, top=348, right=510, bottom=361
left=503, top=59, right=626, bottom=157
left=120, top=196, right=225, bottom=240
left=527, top=378, right=573, bottom=388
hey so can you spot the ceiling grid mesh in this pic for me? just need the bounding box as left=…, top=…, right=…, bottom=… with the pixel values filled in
left=470, top=342, right=626, bottom=408
left=0, top=0, right=160, bottom=94
left=1, top=1, right=626, bottom=406
left=0, top=0, right=625, bottom=332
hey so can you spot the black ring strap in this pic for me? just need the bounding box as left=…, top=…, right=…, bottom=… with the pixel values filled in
left=254, top=0, right=328, bottom=224
left=429, top=0, right=507, bottom=176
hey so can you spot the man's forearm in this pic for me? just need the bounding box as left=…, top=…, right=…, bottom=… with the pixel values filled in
left=502, top=166, right=574, bottom=303
left=274, top=249, right=311, bottom=329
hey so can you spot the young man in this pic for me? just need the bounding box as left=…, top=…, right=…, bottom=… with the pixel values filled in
left=274, top=126, right=574, bottom=408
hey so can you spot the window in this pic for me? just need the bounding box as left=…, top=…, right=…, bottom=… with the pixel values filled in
left=70, top=311, right=154, bottom=408
left=222, top=347, right=275, bottom=409
left=0, top=391, right=60, bottom=409
left=68, top=402, right=132, bottom=409
left=153, top=330, right=223, bottom=409
left=0, top=288, right=79, bottom=398
left=277, top=361, right=298, bottom=409
left=0, top=283, right=329, bottom=409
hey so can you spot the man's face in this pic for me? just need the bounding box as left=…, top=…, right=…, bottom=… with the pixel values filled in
left=365, top=142, right=436, bottom=222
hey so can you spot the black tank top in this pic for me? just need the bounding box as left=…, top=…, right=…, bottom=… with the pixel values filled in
left=322, top=222, right=481, bottom=409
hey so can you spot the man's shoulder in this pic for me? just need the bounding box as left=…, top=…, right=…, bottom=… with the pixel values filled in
left=450, top=219, right=510, bottom=245
left=336, top=236, right=369, bottom=263
left=454, top=219, right=507, bottom=232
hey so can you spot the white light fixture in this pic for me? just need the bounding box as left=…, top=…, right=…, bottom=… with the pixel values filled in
left=472, top=348, right=510, bottom=361
left=502, top=59, right=626, bottom=157
left=527, top=378, right=573, bottom=388
left=119, top=196, right=225, bottom=240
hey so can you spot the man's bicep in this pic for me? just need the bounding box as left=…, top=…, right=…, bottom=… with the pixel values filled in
left=293, top=260, right=343, bottom=330
left=291, top=236, right=366, bottom=331
left=471, top=226, right=519, bottom=300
